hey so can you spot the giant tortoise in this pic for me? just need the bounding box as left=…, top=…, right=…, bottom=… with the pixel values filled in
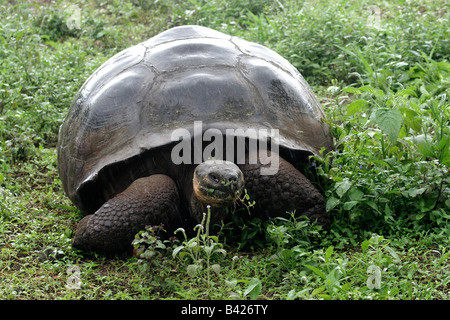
left=57, top=25, right=334, bottom=254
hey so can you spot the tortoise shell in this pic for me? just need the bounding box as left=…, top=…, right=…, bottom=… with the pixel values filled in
left=57, top=25, right=333, bottom=214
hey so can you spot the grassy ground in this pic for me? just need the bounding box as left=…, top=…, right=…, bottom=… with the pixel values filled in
left=0, top=0, right=449, bottom=300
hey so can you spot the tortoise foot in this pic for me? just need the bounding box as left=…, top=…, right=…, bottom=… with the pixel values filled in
left=72, top=174, right=181, bottom=254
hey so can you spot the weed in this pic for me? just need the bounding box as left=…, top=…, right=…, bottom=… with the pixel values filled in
left=172, top=206, right=227, bottom=295
left=132, top=224, right=170, bottom=267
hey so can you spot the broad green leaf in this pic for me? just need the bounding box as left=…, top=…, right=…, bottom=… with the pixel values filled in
left=409, top=117, right=423, bottom=133
left=225, top=279, right=237, bottom=289
left=213, top=248, right=227, bottom=256
left=211, top=264, right=220, bottom=276
left=416, top=141, right=436, bottom=158
left=358, top=85, right=384, bottom=96
left=286, top=289, right=298, bottom=300
left=348, top=187, right=364, bottom=201
left=385, top=246, right=401, bottom=264
left=325, top=268, right=338, bottom=285
left=438, top=134, right=449, bottom=152
left=399, top=107, right=418, bottom=119
left=326, top=196, right=340, bottom=211
left=393, top=61, right=409, bottom=68
left=361, top=240, right=370, bottom=254
left=404, top=187, right=427, bottom=198
left=187, top=264, right=200, bottom=277
left=438, top=135, right=450, bottom=166
left=441, top=155, right=450, bottom=167
left=311, top=285, right=326, bottom=296
left=156, top=242, right=166, bottom=249
left=208, top=236, right=218, bottom=242
left=375, top=108, right=403, bottom=143
left=172, top=245, right=185, bottom=258
left=341, top=283, right=351, bottom=292
left=395, top=88, right=417, bottom=97
left=335, top=178, right=352, bottom=198
left=365, top=201, right=380, bottom=213
left=305, top=264, right=327, bottom=280
left=346, top=99, right=366, bottom=116
left=244, top=278, right=262, bottom=300
left=342, top=87, right=362, bottom=94
left=318, top=293, right=332, bottom=300
left=400, top=107, right=422, bottom=132
left=15, top=31, right=24, bottom=40
left=372, top=159, right=394, bottom=168
left=286, top=288, right=311, bottom=300
left=187, top=240, right=198, bottom=248
left=177, top=252, right=190, bottom=260
left=325, top=246, right=334, bottom=262
left=343, top=201, right=358, bottom=211
left=355, top=49, right=374, bottom=75
left=384, top=203, right=391, bottom=215
left=419, top=85, right=430, bottom=96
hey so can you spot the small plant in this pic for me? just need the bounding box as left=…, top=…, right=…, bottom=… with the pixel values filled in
left=238, top=188, right=256, bottom=216
left=268, top=212, right=323, bottom=248
left=218, top=188, right=270, bottom=250
left=173, top=206, right=227, bottom=293
left=132, top=224, right=178, bottom=292
left=241, top=277, right=263, bottom=300
left=361, top=234, right=401, bottom=268
left=299, top=234, right=404, bottom=300
left=266, top=212, right=324, bottom=269
left=132, top=225, right=167, bottom=261
left=303, top=245, right=352, bottom=300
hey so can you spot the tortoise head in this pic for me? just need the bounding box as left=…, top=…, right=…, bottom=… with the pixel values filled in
left=193, top=160, right=244, bottom=208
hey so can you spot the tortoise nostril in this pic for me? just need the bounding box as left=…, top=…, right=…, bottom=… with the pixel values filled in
left=207, top=171, right=241, bottom=188
left=209, top=173, right=220, bottom=183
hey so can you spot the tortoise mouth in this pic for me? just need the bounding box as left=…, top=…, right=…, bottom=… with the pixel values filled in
left=193, top=160, right=244, bottom=207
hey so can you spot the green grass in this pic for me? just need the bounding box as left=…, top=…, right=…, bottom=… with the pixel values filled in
left=0, top=0, right=449, bottom=300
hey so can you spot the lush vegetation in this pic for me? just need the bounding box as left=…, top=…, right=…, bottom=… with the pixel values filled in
left=0, top=0, right=448, bottom=300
